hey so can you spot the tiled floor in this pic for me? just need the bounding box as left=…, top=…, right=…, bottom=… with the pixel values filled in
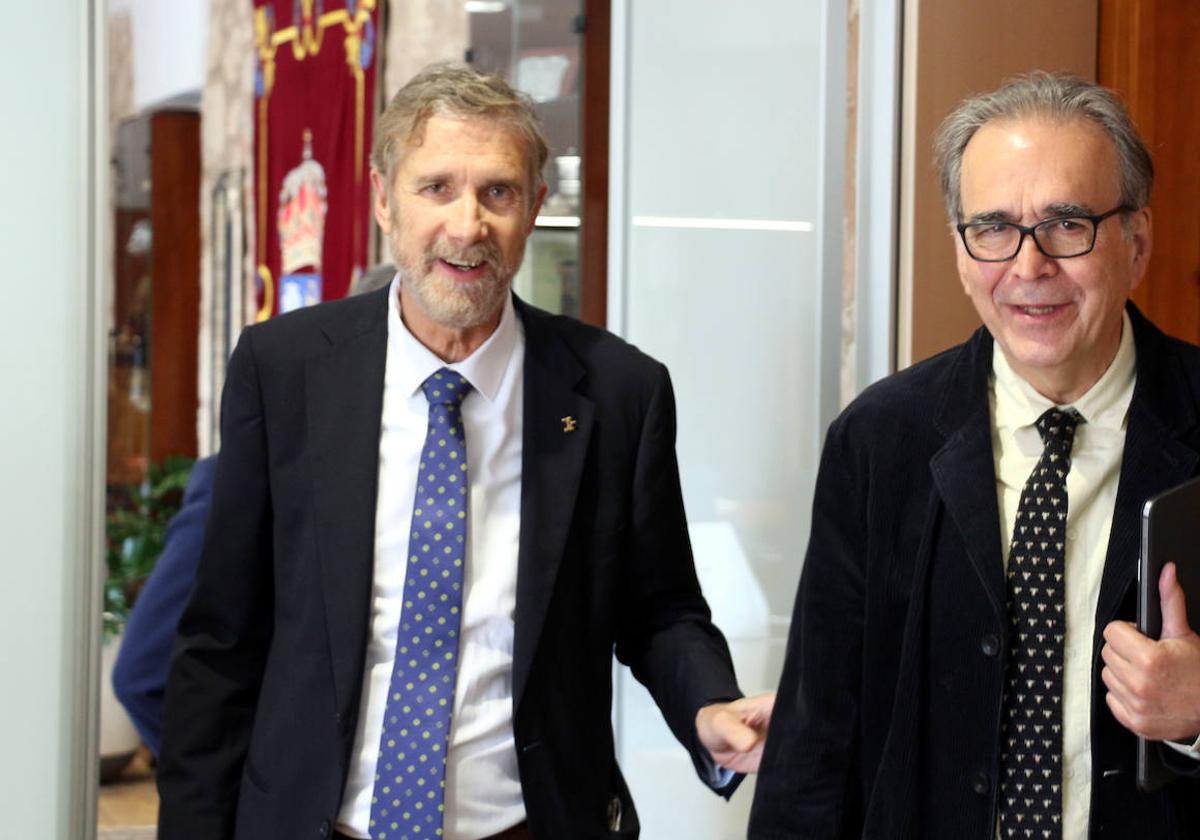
left=98, top=828, right=156, bottom=840
left=97, top=747, right=158, bottom=834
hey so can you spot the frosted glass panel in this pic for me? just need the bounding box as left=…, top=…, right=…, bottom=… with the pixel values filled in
left=626, top=227, right=821, bottom=621
left=625, top=3, right=821, bottom=222
left=611, top=1, right=834, bottom=837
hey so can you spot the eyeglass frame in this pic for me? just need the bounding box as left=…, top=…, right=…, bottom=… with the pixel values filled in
left=955, top=204, right=1133, bottom=263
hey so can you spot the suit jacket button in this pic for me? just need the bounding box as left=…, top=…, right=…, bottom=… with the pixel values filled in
left=318, top=819, right=331, bottom=837
left=980, top=634, right=1000, bottom=656
left=972, top=771, right=991, bottom=795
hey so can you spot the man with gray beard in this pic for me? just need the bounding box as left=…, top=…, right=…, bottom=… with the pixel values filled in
left=157, top=63, right=772, bottom=840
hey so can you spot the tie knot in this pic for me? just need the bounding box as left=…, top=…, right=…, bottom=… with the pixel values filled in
left=421, top=368, right=472, bottom=407
left=1035, top=406, right=1082, bottom=451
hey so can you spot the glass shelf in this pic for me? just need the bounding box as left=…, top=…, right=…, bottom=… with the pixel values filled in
left=534, top=214, right=580, bottom=229
left=513, top=224, right=578, bottom=318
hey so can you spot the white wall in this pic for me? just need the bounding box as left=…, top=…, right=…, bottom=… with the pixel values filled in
left=110, top=0, right=209, bottom=110
left=0, top=1, right=101, bottom=836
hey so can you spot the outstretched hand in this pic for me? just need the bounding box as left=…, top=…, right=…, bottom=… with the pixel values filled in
left=695, top=692, right=775, bottom=774
left=1101, top=562, right=1200, bottom=742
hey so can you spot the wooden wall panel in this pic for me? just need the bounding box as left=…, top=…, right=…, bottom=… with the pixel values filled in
left=899, top=0, right=1098, bottom=367
left=1100, top=0, right=1200, bottom=343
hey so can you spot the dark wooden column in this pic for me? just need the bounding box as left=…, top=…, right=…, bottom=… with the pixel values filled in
left=579, top=0, right=610, bottom=328
left=149, top=110, right=201, bottom=462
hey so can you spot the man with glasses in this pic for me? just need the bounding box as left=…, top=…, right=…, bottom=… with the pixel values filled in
left=750, top=72, right=1200, bottom=839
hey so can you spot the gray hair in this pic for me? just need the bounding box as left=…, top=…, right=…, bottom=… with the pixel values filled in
left=371, top=62, right=549, bottom=197
left=933, top=71, right=1153, bottom=222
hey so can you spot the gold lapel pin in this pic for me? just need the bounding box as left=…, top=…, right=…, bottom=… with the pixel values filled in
left=561, top=416, right=577, bottom=433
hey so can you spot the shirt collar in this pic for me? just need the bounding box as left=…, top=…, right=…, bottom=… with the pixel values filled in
left=992, top=309, right=1137, bottom=435
left=386, top=277, right=520, bottom=403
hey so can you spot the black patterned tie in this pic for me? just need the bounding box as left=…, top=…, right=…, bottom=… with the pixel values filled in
left=998, top=407, right=1082, bottom=840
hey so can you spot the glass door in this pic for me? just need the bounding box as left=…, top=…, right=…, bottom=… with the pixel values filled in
left=608, top=1, right=847, bottom=835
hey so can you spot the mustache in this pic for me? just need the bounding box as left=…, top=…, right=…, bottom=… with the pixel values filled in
left=428, top=242, right=502, bottom=266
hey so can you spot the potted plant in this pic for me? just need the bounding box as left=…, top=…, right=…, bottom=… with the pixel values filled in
left=100, top=454, right=194, bottom=781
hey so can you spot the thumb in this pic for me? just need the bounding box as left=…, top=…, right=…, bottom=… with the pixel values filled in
left=1159, top=562, right=1192, bottom=640
left=713, top=709, right=758, bottom=752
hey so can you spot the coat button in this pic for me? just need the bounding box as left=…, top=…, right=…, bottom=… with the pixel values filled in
left=972, top=771, right=991, bottom=795
left=318, top=819, right=331, bottom=837
left=980, top=634, right=1000, bottom=656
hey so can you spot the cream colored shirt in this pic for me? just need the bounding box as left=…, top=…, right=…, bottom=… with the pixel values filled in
left=989, top=311, right=1136, bottom=839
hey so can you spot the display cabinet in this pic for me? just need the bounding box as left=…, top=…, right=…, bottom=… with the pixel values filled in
left=467, top=0, right=604, bottom=323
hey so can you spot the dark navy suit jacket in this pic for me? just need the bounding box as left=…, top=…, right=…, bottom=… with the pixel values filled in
left=156, top=291, right=741, bottom=839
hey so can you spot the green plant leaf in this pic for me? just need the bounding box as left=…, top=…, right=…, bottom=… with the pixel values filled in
left=102, top=454, right=195, bottom=633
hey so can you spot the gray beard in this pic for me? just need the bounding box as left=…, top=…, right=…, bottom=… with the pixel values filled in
left=399, top=262, right=511, bottom=330
left=386, top=206, right=527, bottom=330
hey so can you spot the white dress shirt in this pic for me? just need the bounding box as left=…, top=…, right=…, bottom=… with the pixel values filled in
left=990, top=311, right=1135, bottom=839
left=336, top=282, right=526, bottom=839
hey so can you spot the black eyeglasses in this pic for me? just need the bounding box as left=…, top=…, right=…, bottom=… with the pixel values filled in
left=957, top=204, right=1132, bottom=262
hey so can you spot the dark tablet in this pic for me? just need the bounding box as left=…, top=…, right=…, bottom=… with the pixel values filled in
left=1136, top=475, right=1200, bottom=792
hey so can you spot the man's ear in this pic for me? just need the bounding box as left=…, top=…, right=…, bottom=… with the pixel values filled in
left=954, top=231, right=973, bottom=297
left=526, top=182, right=548, bottom=234
left=1127, top=206, right=1153, bottom=292
left=372, top=168, right=393, bottom=234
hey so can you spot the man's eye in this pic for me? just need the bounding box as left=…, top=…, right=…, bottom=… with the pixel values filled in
left=486, top=185, right=515, bottom=201
left=976, top=224, right=1010, bottom=238
left=422, top=183, right=446, bottom=196
left=1054, top=218, right=1085, bottom=232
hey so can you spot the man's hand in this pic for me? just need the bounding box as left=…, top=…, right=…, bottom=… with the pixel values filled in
left=695, top=692, right=775, bottom=774
left=1101, top=562, right=1200, bottom=742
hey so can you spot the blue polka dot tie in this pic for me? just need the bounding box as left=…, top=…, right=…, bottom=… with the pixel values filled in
left=371, top=368, right=472, bottom=840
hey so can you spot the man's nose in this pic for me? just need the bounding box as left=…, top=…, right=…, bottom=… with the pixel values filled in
left=446, top=194, right=486, bottom=243
left=1012, top=229, right=1057, bottom=280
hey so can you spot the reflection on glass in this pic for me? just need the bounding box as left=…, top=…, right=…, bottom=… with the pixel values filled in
left=208, top=170, right=248, bottom=451
left=108, top=116, right=153, bottom=489
left=101, top=114, right=155, bottom=796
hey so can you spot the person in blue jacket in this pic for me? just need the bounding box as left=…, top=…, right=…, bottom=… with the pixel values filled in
left=112, top=454, right=217, bottom=757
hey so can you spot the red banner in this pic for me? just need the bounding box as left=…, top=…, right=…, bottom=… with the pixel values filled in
left=253, top=0, right=379, bottom=319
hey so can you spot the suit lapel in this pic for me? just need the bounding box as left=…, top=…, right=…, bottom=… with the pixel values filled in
left=511, top=300, right=594, bottom=710
left=1095, top=308, right=1199, bottom=639
left=929, top=329, right=1008, bottom=619
left=306, top=290, right=389, bottom=717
